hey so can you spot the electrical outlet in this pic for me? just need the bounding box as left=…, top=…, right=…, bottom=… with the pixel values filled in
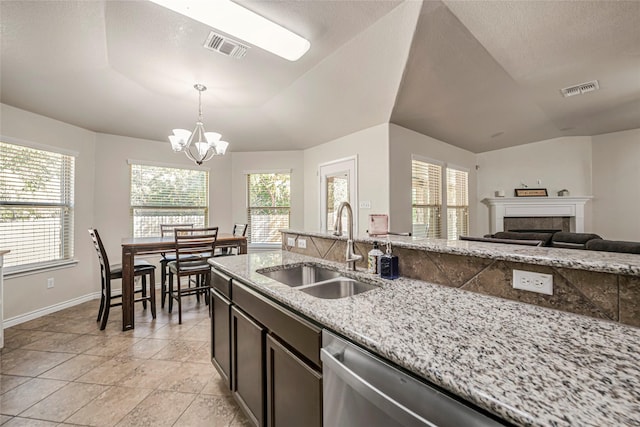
left=359, top=201, right=371, bottom=209
left=287, top=237, right=296, bottom=247
left=513, top=270, right=553, bottom=295
left=298, top=238, right=307, bottom=249
left=47, top=278, right=55, bottom=289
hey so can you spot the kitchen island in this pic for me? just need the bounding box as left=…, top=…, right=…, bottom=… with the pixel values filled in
left=282, top=230, right=640, bottom=327
left=209, top=250, right=640, bottom=427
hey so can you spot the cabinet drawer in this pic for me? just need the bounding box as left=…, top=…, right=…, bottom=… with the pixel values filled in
left=211, top=268, right=232, bottom=299
left=233, top=281, right=322, bottom=368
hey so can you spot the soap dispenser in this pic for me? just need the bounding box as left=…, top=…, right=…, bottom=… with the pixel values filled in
left=379, top=241, right=399, bottom=279
left=367, top=241, right=384, bottom=274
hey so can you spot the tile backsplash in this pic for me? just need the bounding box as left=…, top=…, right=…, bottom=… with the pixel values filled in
left=283, top=232, right=640, bottom=328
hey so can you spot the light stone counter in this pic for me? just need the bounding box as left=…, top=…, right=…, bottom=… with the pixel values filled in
left=283, top=229, right=640, bottom=276
left=209, top=251, right=640, bottom=427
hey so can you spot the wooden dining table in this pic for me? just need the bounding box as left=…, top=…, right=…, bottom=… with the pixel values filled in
left=120, top=233, right=247, bottom=331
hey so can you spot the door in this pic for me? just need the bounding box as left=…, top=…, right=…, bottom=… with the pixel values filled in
left=319, top=156, right=357, bottom=233
left=232, top=306, right=266, bottom=427
left=211, top=289, right=232, bottom=386
left=266, top=334, right=322, bottom=427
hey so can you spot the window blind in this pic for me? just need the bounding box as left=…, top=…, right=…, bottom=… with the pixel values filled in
left=446, top=167, right=469, bottom=240
left=247, top=173, right=290, bottom=244
left=130, top=164, right=208, bottom=237
left=411, top=159, right=442, bottom=238
left=0, top=141, right=75, bottom=269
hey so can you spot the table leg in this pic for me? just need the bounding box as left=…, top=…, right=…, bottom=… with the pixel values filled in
left=121, top=246, right=135, bottom=331
left=238, top=239, right=248, bottom=255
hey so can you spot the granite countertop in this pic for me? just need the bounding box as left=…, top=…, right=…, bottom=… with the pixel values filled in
left=209, top=251, right=640, bottom=427
left=283, top=229, right=640, bottom=276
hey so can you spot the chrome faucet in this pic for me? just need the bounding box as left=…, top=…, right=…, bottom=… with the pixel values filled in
left=333, top=201, right=363, bottom=270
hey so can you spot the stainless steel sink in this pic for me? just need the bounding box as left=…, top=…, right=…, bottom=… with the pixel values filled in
left=258, top=264, right=341, bottom=287
left=299, top=278, right=377, bottom=299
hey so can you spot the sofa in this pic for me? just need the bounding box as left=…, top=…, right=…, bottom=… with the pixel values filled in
left=462, top=231, right=640, bottom=254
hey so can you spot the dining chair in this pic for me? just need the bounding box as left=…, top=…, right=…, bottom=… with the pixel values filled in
left=167, top=227, right=218, bottom=324
left=159, top=223, right=194, bottom=308
left=215, top=223, right=248, bottom=256
left=88, top=228, right=156, bottom=330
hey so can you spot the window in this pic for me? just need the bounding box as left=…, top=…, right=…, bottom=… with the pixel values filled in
left=412, top=157, right=468, bottom=240
left=411, top=159, right=442, bottom=238
left=0, top=140, right=75, bottom=270
left=446, top=167, right=469, bottom=239
left=130, top=163, right=208, bottom=237
left=247, top=173, right=290, bottom=244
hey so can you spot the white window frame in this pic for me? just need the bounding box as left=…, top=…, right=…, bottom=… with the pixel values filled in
left=1, top=136, right=78, bottom=276
left=411, top=155, right=469, bottom=240
left=245, top=170, right=291, bottom=248
left=128, top=160, right=209, bottom=238
left=444, top=163, right=470, bottom=240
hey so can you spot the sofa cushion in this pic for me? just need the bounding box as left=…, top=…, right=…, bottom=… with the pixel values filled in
left=492, top=231, right=554, bottom=246
left=551, top=232, right=601, bottom=249
left=461, top=235, right=544, bottom=246
left=585, top=239, right=640, bottom=254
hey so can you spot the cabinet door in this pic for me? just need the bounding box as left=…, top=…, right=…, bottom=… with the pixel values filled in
left=232, top=306, right=265, bottom=427
left=266, top=334, right=322, bottom=427
left=211, top=289, right=232, bottom=386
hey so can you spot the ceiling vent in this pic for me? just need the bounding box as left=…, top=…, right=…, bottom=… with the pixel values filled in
left=560, top=80, right=600, bottom=98
left=204, top=31, right=249, bottom=59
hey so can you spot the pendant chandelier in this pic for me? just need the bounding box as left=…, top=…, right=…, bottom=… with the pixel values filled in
left=168, top=84, right=229, bottom=165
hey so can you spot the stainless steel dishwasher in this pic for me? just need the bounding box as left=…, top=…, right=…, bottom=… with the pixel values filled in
left=321, top=330, right=508, bottom=427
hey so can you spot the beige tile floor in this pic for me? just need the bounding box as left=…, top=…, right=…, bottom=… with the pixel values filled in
left=0, top=292, right=251, bottom=426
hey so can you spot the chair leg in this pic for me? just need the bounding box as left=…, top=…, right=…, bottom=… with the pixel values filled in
left=168, top=273, right=174, bottom=313
left=149, top=271, right=156, bottom=319
left=177, top=276, right=183, bottom=325
left=141, top=275, right=148, bottom=310
left=161, top=262, right=167, bottom=308
left=99, top=296, right=110, bottom=330
left=97, top=278, right=106, bottom=323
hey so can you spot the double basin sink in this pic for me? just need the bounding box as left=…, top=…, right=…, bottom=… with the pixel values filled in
left=258, top=264, right=377, bottom=299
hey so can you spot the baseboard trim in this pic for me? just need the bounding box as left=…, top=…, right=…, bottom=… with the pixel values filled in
left=4, top=292, right=101, bottom=328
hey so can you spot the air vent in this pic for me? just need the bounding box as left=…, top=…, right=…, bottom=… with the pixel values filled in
left=560, top=80, right=600, bottom=98
left=204, top=31, right=249, bottom=59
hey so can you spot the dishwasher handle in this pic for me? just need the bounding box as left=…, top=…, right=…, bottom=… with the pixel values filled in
left=321, top=347, right=436, bottom=427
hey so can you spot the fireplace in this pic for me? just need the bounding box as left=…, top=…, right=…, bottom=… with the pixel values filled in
left=503, top=216, right=570, bottom=233
left=483, top=197, right=591, bottom=234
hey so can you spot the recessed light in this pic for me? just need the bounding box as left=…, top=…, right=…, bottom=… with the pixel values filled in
left=150, top=0, right=310, bottom=61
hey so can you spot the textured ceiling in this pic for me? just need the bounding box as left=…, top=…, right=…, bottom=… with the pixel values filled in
left=1, top=0, right=639, bottom=153
left=391, top=0, right=640, bottom=152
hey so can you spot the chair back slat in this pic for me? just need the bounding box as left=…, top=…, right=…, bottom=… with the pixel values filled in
left=161, top=223, right=194, bottom=237
left=174, top=227, right=219, bottom=265
left=88, top=228, right=110, bottom=278
left=233, top=223, right=248, bottom=237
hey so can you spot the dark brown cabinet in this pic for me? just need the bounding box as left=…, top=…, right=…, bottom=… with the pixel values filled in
left=211, top=289, right=232, bottom=385
left=231, top=306, right=265, bottom=427
left=266, top=334, right=322, bottom=427
left=211, top=268, right=322, bottom=427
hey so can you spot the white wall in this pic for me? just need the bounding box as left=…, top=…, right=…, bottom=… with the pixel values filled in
left=476, top=137, right=593, bottom=235
left=388, top=124, right=478, bottom=234
left=93, top=133, right=233, bottom=260
left=592, top=128, right=640, bottom=241
left=1, top=104, right=97, bottom=320
left=303, top=124, right=390, bottom=233
left=230, top=151, right=305, bottom=234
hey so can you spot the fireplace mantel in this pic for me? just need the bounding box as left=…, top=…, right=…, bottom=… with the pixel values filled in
left=482, top=196, right=593, bottom=234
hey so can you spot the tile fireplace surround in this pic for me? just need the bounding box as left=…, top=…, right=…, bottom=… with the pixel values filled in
left=482, top=196, right=592, bottom=234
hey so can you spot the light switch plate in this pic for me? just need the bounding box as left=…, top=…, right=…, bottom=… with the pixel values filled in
left=359, top=201, right=371, bottom=209
left=298, top=238, right=307, bottom=249
left=287, top=237, right=296, bottom=247
left=513, top=270, right=553, bottom=295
